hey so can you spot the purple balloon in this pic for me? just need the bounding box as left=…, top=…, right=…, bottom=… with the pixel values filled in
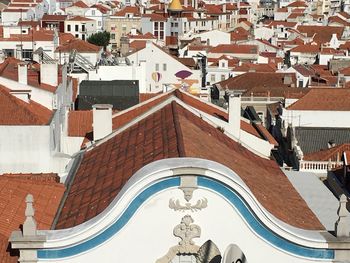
left=175, top=70, right=193, bottom=79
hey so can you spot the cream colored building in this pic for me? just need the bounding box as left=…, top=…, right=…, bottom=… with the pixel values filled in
left=105, top=6, right=141, bottom=51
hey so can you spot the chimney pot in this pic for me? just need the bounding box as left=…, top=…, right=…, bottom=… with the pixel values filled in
left=228, top=94, right=241, bottom=138
left=18, top=62, right=28, bottom=85
left=93, top=104, right=113, bottom=141
left=40, top=63, right=58, bottom=87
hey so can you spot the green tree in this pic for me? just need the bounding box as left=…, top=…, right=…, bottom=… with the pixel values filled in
left=87, top=31, right=110, bottom=50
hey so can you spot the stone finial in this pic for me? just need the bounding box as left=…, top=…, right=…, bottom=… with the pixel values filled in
left=23, top=194, right=37, bottom=236
left=335, top=194, right=350, bottom=238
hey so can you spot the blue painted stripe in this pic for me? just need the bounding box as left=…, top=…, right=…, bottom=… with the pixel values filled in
left=197, top=177, right=334, bottom=260
left=38, top=176, right=334, bottom=260
left=38, top=177, right=181, bottom=259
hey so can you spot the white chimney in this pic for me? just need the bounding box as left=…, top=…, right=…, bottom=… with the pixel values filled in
left=222, top=4, right=226, bottom=12
left=184, top=0, right=188, bottom=7
left=18, top=63, right=28, bottom=85
left=40, top=63, right=58, bottom=87
left=10, top=90, right=31, bottom=103
left=93, top=104, right=113, bottom=141
left=228, top=94, right=241, bottom=138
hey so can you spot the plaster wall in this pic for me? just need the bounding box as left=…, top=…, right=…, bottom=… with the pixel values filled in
left=0, top=126, right=55, bottom=173
left=128, top=43, right=201, bottom=92
left=282, top=110, right=350, bottom=128
left=37, top=188, right=331, bottom=263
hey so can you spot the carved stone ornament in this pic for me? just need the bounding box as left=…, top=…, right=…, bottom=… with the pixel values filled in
left=156, top=215, right=201, bottom=263
left=174, top=215, right=201, bottom=247
left=169, top=198, right=208, bottom=212
left=179, top=176, right=197, bottom=202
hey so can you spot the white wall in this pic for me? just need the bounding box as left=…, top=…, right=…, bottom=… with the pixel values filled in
left=0, top=126, right=68, bottom=173
left=282, top=110, right=350, bottom=127
left=194, top=30, right=231, bottom=46
left=128, top=42, right=201, bottom=92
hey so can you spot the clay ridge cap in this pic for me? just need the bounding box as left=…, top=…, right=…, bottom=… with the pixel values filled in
left=171, top=101, right=186, bottom=157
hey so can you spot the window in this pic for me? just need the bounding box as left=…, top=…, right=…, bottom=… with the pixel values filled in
left=155, top=63, right=159, bottom=71
left=75, top=34, right=79, bottom=38
left=82, top=34, right=85, bottom=40
left=98, top=21, right=102, bottom=26
left=110, top=33, right=115, bottom=39
left=22, top=49, right=33, bottom=60
left=67, top=24, right=71, bottom=31
left=221, top=74, right=226, bottom=81
left=221, top=62, right=225, bottom=68
left=211, top=74, right=215, bottom=82
left=163, top=63, right=167, bottom=71
left=82, top=24, right=85, bottom=32
left=75, top=24, right=79, bottom=31
left=153, top=21, right=164, bottom=40
left=91, top=10, right=95, bottom=15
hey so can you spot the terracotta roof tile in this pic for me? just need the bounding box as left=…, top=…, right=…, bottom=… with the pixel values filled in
left=290, top=44, right=320, bottom=53
left=287, top=0, right=308, bottom=7
left=113, top=6, right=141, bottom=17
left=55, top=101, right=323, bottom=230
left=0, top=85, right=53, bottom=125
left=296, top=25, right=344, bottom=44
left=0, top=174, right=64, bottom=263
left=68, top=111, right=93, bottom=136
left=209, top=44, right=258, bottom=54
left=70, top=0, right=88, bottom=8
left=287, top=88, right=350, bottom=111
left=304, top=143, right=350, bottom=161
left=0, top=58, right=58, bottom=92
left=216, top=72, right=302, bottom=97
left=67, top=16, right=94, bottom=21
left=41, top=14, right=67, bottom=21
left=56, top=38, right=101, bottom=53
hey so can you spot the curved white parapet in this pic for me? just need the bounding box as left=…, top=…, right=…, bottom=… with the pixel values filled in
left=37, top=158, right=335, bottom=261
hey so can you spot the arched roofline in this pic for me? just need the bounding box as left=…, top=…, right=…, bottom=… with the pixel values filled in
left=37, top=158, right=335, bottom=260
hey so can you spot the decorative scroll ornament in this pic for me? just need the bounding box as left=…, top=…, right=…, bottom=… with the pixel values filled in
left=174, top=215, right=201, bottom=248
left=156, top=215, right=201, bottom=263
left=169, top=198, right=208, bottom=212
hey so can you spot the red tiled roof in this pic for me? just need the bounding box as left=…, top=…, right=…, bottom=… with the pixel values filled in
left=0, top=173, right=64, bottom=263
left=17, top=20, right=40, bottom=27
left=91, top=4, right=110, bottom=14
left=113, top=6, right=141, bottom=17
left=56, top=38, right=101, bottom=53
left=304, top=143, right=350, bottom=161
left=287, top=0, right=308, bottom=7
left=266, top=21, right=297, bottom=28
left=0, top=27, right=56, bottom=42
left=296, top=25, right=344, bottom=44
left=70, top=0, right=88, bottom=8
left=0, top=58, right=58, bottom=92
left=129, top=40, right=147, bottom=51
left=290, top=44, right=320, bottom=53
left=128, top=32, right=156, bottom=39
left=59, top=32, right=75, bottom=45
left=216, top=72, right=300, bottom=95
left=0, top=85, right=53, bottom=125
left=232, top=63, right=276, bottom=73
left=142, top=13, right=167, bottom=21
left=287, top=88, right=350, bottom=111
left=338, top=11, right=350, bottom=19
left=209, top=44, right=258, bottom=54
left=41, top=14, right=67, bottom=21
left=55, top=101, right=323, bottom=230
left=339, top=66, right=350, bottom=75
left=67, top=16, right=94, bottom=21
left=68, top=110, right=93, bottom=136
left=328, top=16, right=350, bottom=26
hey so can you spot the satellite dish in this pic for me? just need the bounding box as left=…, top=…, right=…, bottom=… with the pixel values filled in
left=222, top=244, right=247, bottom=263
